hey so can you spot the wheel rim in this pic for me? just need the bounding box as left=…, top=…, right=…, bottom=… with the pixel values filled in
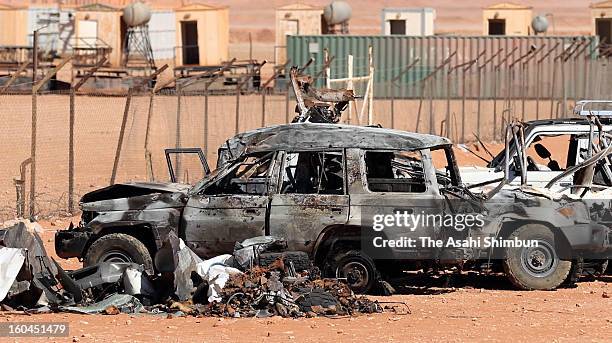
left=520, top=241, right=558, bottom=278
left=100, top=250, right=133, bottom=263
left=336, top=261, right=370, bottom=291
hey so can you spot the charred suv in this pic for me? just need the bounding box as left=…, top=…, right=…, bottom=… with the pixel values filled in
left=56, top=123, right=612, bottom=293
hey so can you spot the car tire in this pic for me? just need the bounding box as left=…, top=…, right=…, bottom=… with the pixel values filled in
left=333, top=250, right=377, bottom=294
left=84, top=233, right=154, bottom=272
left=503, top=224, right=572, bottom=290
left=258, top=251, right=311, bottom=271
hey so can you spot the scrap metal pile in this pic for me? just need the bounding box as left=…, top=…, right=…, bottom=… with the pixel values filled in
left=0, top=222, right=383, bottom=318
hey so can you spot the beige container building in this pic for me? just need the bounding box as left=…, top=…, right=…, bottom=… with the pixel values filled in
left=74, top=3, right=123, bottom=67
left=174, top=3, right=229, bottom=66
left=0, top=4, right=29, bottom=46
left=482, top=2, right=533, bottom=36
left=381, top=8, right=436, bottom=36
left=275, top=3, right=323, bottom=65
left=591, top=1, right=612, bottom=45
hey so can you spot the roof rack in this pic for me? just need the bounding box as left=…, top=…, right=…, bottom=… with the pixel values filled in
left=573, top=100, right=612, bottom=116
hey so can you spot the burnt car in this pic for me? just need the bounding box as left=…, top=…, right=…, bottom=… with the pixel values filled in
left=56, top=123, right=612, bottom=293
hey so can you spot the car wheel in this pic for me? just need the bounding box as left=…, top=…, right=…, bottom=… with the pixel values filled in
left=503, top=224, right=572, bottom=290
left=85, top=233, right=154, bottom=272
left=333, top=250, right=377, bottom=294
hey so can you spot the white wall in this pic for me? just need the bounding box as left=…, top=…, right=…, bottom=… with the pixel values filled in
left=27, top=6, right=75, bottom=54
left=148, top=10, right=176, bottom=61
left=382, top=8, right=436, bottom=36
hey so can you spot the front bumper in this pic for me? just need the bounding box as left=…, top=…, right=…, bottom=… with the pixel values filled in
left=55, top=227, right=92, bottom=259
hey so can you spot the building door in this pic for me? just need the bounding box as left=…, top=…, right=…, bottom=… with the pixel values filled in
left=77, top=20, right=97, bottom=46
left=596, top=18, right=612, bottom=47
left=488, top=19, right=506, bottom=35
left=389, top=20, right=406, bottom=35
left=181, top=21, right=199, bottom=65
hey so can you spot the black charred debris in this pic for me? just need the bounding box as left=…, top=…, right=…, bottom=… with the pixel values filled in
left=0, top=222, right=390, bottom=318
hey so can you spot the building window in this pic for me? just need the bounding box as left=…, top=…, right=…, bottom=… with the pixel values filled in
left=389, top=20, right=406, bottom=35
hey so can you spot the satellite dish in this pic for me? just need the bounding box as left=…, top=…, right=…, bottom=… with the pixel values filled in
left=323, top=1, right=352, bottom=25
left=122, top=2, right=152, bottom=27
left=531, top=15, right=549, bottom=35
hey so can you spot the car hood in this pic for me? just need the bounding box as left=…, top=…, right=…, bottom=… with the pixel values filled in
left=80, top=182, right=191, bottom=204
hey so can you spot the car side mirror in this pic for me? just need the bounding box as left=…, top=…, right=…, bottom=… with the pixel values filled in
left=534, top=143, right=552, bottom=159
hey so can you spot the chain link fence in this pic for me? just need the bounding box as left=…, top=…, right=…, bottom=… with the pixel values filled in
left=1, top=58, right=610, bottom=220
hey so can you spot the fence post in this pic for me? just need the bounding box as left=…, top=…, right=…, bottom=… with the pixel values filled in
left=261, top=91, right=266, bottom=127
left=29, top=91, right=37, bottom=219
left=176, top=84, right=182, bottom=176
left=145, top=91, right=155, bottom=181
left=29, top=55, right=73, bottom=218
left=285, top=83, right=290, bottom=123
left=110, top=88, right=133, bottom=185
left=69, top=57, right=106, bottom=213
left=68, top=88, right=75, bottom=213
left=235, top=81, right=241, bottom=134
left=204, top=86, right=209, bottom=157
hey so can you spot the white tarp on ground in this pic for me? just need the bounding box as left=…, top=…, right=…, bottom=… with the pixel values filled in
left=0, top=248, right=26, bottom=301
left=195, top=254, right=243, bottom=303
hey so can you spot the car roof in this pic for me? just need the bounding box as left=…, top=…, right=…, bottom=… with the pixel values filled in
left=221, top=123, right=451, bottom=158
left=525, top=117, right=612, bottom=127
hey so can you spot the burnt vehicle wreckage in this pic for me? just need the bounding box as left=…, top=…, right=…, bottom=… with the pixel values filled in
left=51, top=71, right=612, bottom=298
left=1, top=222, right=384, bottom=316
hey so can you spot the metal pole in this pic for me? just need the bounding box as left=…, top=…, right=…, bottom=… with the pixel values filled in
left=68, top=88, right=75, bottom=213
left=389, top=57, right=420, bottom=131
left=28, top=31, right=39, bottom=218
left=110, top=89, right=133, bottom=185
left=261, top=91, right=266, bottom=127
left=235, top=81, right=240, bottom=134
left=32, top=30, right=38, bottom=84
left=204, top=86, right=209, bottom=157
left=29, top=91, right=37, bottom=219
left=285, top=83, right=290, bottom=123
left=493, top=47, right=518, bottom=140
left=561, top=57, right=567, bottom=117
left=534, top=42, right=560, bottom=120
left=390, top=83, right=395, bottom=129
left=477, top=47, right=503, bottom=140
left=347, top=55, right=353, bottom=124
left=550, top=59, right=557, bottom=118
left=428, top=78, right=434, bottom=135
left=145, top=91, right=155, bottom=181
left=416, top=79, right=426, bottom=133
left=176, top=84, right=182, bottom=175
left=446, top=70, right=451, bottom=139
left=461, top=68, right=466, bottom=142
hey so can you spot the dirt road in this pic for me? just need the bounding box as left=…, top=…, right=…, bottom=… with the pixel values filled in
left=2, top=279, right=610, bottom=342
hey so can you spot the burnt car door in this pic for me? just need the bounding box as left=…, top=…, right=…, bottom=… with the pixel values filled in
left=181, top=152, right=277, bottom=258
left=164, top=148, right=210, bottom=184
left=350, top=148, right=449, bottom=260
left=268, top=150, right=350, bottom=252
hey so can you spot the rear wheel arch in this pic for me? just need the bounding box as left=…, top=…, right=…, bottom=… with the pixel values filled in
left=312, top=224, right=362, bottom=267
left=497, top=220, right=572, bottom=258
